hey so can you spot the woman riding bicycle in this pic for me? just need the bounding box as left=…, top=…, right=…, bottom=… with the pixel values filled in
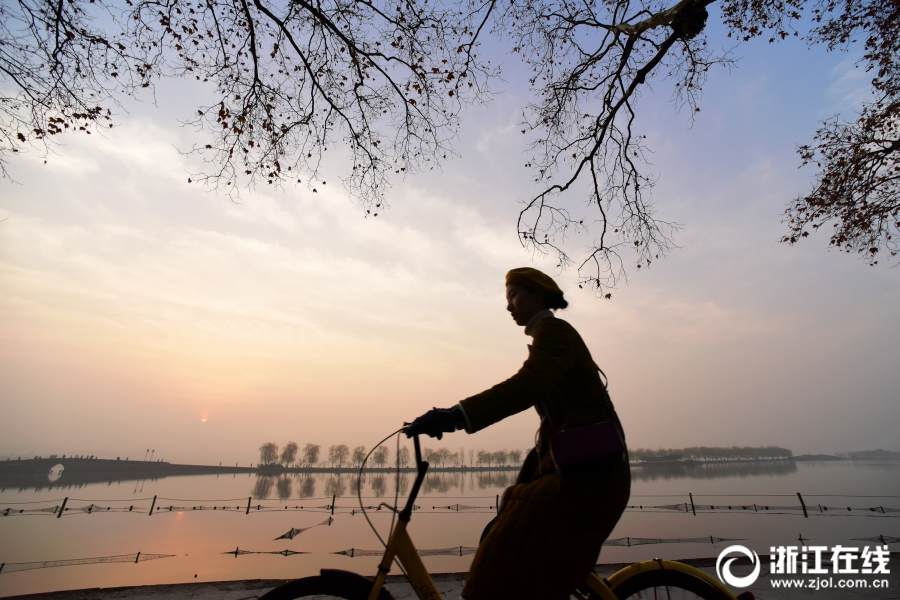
left=405, top=267, right=631, bottom=600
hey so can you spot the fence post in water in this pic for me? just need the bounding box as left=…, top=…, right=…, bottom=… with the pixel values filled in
left=496, top=494, right=499, bottom=514
left=331, top=495, right=336, bottom=516
left=689, top=493, right=697, bottom=516
left=246, top=497, right=251, bottom=515
left=134, top=552, right=141, bottom=564
left=148, top=495, right=157, bottom=516
left=57, top=497, right=68, bottom=519
left=797, top=492, right=809, bottom=518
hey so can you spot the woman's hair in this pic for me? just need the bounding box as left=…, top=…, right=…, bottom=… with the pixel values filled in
left=545, top=293, right=568, bottom=310
left=521, top=285, right=569, bottom=310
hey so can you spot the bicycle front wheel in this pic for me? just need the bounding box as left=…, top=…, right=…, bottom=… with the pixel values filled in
left=609, top=569, right=735, bottom=600
left=259, top=571, right=395, bottom=600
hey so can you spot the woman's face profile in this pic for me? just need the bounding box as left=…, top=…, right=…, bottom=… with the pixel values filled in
left=506, top=284, right=545, bottom=327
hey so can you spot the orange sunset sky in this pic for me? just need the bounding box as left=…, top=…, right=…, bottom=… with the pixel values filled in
left=1, top=13, right=897, bottom=465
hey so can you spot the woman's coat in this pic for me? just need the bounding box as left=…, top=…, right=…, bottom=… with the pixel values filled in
left=459, top=313, right=631, bottom=600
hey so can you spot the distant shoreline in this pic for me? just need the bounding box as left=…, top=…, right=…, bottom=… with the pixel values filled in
left=0, top=457, right=522, bottom=477
left=2, top=454, right=896, bottom=491
left=1, top=452, right=894, bottom=478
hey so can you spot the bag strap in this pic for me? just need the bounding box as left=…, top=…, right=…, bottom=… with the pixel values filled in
left=539, top=364, right=613, bottom=429
left=597, top=366, right=609, bottom=390
left=596, top=364, right=615, bottom=410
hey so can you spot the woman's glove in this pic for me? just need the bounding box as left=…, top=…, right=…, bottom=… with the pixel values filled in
left=405, top=406, right=466, bottom=439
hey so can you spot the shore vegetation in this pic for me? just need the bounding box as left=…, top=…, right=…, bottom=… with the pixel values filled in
left=631, top=446, right=794, bottom=462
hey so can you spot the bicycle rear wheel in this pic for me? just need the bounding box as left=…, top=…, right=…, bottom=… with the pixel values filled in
left=609, top=569, right=735, bottom=599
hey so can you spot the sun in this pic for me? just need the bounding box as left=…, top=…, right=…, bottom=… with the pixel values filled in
left=200, top=417, right=208, bottom=423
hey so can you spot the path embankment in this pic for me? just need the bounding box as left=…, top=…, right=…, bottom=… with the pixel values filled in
left=3, top=556, right=898, bottom=600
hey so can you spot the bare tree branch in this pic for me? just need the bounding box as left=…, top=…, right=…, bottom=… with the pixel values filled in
left=0, top=0, right=155, bottom=178
left=1, top=0, right=498, bottom=210
left=782, top=0, right=900, bottom=265
left=497, top=0, right=717, bottom=293
left=2, top=0, right=897, bottom=288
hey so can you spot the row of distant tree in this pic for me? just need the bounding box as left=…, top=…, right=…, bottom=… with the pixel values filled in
left=266, top=442, right=889, bottom=466
left=258, top=442, right=525, bottom=469
left=630, top=446, right=794, bottom=462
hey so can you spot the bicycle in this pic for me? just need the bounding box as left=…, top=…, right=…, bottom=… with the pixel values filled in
left=260, top=433, right=754, bottom=600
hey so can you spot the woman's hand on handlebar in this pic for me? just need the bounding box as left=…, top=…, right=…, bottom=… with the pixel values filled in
left=404, top=405, right=466, bottom=439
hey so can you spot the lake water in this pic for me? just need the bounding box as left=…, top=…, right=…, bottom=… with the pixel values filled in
left=1, top=460, right=898, bottom=596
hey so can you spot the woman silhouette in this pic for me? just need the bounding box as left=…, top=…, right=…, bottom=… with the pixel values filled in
left=406, top=267, right=631, bottom=600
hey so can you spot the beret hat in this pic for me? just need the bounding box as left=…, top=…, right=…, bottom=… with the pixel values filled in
left=505, top=267, right=564, bottom=296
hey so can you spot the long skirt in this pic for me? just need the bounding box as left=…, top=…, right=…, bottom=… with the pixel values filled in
left=461, top=459, right=630, bottom=600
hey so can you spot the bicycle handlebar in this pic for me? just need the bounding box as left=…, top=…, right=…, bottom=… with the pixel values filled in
left=399, top=434, right=429, bottom=522
left=413, top=434, right=423, bottom=469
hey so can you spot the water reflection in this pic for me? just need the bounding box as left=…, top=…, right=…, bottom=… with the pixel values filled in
left=424, top=473, right=458, bottom=494
left=370, top=474, right=387, bottom=497
left=238, top=463, right=808, bottom=499
left=395, top=472, right=410, bottom=496
left=476, top=471, right=512, bottom=489
left=298, top=475, right=316, bottom=498
left=632, top=461, right=798, bottom=482
left=323, top=474, right=347, bottom=497
left=252, top=475, right=274, bottom=499
left=2, top=461, right=811, bottom=495
left=244, top=470, right=518, bottom=498
left=2, top=460, right=897, bottom=598
left=276, top=475, right=292, bottom=499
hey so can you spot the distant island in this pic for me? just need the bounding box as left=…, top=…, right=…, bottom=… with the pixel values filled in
left=632, top=446, right=900, bottom=464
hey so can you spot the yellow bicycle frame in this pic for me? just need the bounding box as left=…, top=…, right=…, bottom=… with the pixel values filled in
left=364, top=521, right=739, bottom=600
left=367, top=519, right=440, bottom=600
left=362, top=435, right=740, bottom=600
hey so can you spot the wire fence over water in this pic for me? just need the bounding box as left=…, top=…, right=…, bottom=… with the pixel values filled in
left=228, top=536, right=900, bottom=561
left=0, top=552, right=174, bottom=574
left=224, top=548, right=310, bottom=557
left=3, top=493, right=898, bottom=519
left=274, top=517, right=334, bottom=540
left=230, top=536, right=752, bottom=560
left=3, top=534, right=897, bottom=576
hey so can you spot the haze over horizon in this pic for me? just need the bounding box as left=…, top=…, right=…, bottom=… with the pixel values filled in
left=1, top=9, right=898, bottom=465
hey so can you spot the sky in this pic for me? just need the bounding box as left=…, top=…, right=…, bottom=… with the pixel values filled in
left=1, top=8, right=897, bottom=465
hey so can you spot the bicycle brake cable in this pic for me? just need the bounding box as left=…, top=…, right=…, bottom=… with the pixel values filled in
left=357, top=427, right=405, bottom=549
left=391, top=430, right=401, bottom=544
